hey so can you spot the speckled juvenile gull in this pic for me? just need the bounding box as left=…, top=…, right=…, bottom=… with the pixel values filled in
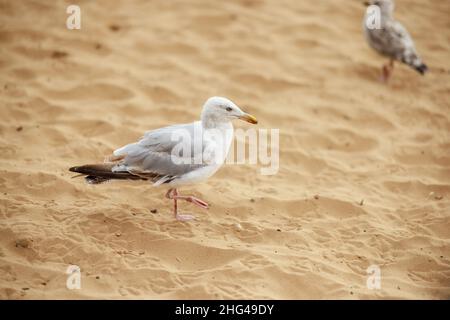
left=363, top=0, right=427, bottom=81
left=70, top=97, right=257, bottom=221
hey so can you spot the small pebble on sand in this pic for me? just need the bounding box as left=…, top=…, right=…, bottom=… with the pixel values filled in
left=15, top=239, right=32, bottom=248
left=109, top=24, right=121, bottom=32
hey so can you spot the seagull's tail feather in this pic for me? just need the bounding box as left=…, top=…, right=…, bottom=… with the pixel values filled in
left=69, top=164, right=147, bottom=184
left=405, top=60, right=428, bottom=75
left=414, top=63, right=428, bottom=75
left=403, top=51, right=428, bottom=76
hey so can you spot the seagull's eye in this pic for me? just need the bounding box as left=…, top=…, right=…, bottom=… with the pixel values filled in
left=226, top=107, right=233, bottom=112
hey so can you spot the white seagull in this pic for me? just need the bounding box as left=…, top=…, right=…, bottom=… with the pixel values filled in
left=70, top=97, right=257, bottom=221
left=363, top=0, right=428, bottom=82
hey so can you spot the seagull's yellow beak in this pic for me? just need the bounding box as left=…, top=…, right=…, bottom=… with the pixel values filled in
left=238, top=113, right=258, bottom=124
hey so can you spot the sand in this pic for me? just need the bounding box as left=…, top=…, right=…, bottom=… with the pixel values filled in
left=0, top=0, right=449, bottom=299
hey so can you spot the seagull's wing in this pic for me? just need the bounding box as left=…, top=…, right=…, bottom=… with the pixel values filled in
left=112, top=121, right=207, bottom=185
left=365, top=20, right=427, bottom=73
left=365, top=20, right=410, bottom=57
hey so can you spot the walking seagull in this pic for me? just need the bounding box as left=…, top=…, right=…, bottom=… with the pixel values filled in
left=363, top=0, right=428, bottom=82
left=69, top=97, right=257, bottom=221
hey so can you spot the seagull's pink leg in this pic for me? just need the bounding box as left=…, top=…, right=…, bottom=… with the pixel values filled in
left=172, top=189, right=178, bottom=217
left=173, top=195, right=209, bottom=209
left=381, top=59, right=394, bottom=83
left=165, top=188, right=196, bottom=222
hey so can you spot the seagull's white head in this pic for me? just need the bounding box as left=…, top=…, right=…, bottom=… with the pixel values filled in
left=201, top=96, right=257, bottom=127
left=365, top=0, right=394, bottom=16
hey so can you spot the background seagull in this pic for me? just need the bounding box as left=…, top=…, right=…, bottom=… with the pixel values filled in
left=70, top=97, right=257, bottom=221
left=363, top=0, right=428, bottom=82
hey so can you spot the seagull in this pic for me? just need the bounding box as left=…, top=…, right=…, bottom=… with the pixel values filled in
left=363, top=0, right=428, bottom=82
left=69, top=97, right=258, bottom=221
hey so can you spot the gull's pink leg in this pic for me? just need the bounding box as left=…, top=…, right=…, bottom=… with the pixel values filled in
left=173, top=195, right=209, bottom=209
left=172, top=188, right=178, bottom=217
left=381, top=64, right=390, bottom=83
left=381, top=59, right=394, bottom=83
left=165, top=188, right=196, bottom=222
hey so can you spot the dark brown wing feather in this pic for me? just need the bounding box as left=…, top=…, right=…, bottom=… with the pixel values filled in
left=69, top=163, right=174, bottom=185
left=69, top=163, right=147, bottom=183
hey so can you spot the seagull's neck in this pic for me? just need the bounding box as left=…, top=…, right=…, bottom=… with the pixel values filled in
left=201, top=114, right=233, bottom=130
left=380, top=7, right=394, bottom=21
left=382, top=13, right=393, bottom=22
left=200, top=118, right=234, bottom=167
left=199, top=114, right=234, bottom=167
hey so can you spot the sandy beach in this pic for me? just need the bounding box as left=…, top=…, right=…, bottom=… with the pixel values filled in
left=0, top=0, right=449, bottom=299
